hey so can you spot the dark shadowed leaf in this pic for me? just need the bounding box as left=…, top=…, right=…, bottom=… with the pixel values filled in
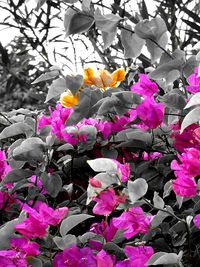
left=67, top=12, right=94, bottom=35
left=66, top=88, right=103, bottom=125
left=41, top=172, right=62, bottom=197
left=53, top=235, right=77, bottom=250
left=2, top=169, right=34, bottom=184
left=60, top=214, right=94, bottom=236
left=65, top=74, right=83, bottom=95
left=45, top=78, right=67, bottom=103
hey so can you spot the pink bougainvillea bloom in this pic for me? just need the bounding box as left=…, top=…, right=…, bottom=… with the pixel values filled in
left=170, top=123, right=200, bottom=152
left=90, top=219, right=117, bottom=242
left=172, top=175, right=197, bottom=197
left=185, top=67, right=200, bottom=93
left=136, top=97, right=164, bottom=129
left=142, top=151, right=162, bottom=161
left=15, top=205, right=48, bottom=238
left=54, top=245, right=97, bottom=267
left=123, top=245, right=154, bottom=267
left=193, top=214, right=200, bottom=229
left=96, top=250, right=115, bottom=267
left=171, top=148, right=200, bottom=178
left=112, top=207, right=153, bottom=239
left=0, top=250, right=28, bottom=267
left=38, top=202, right=68, bottom=226
left=0, top=150, right=11, bottom=182
left=38, top=104, right=72, bottom=142
left=92, top=188, right=125, bottom=216
left=10, top=237, right=40, bottom=257
left=113, top=160, right=130, bottom=182
left=131, top=74, right=158, bottom=97
left=89, top=177, right=102, bottom=188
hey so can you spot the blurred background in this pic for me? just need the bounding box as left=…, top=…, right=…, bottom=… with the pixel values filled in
left=0, top=0, right=199, bottom=111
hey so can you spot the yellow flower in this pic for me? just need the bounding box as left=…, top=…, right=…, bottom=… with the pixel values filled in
left=59, top=90, right=79, bottom=108
left=83, top=67, right=125, bottom=90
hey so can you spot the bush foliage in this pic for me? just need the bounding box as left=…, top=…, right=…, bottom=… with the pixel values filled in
left=0, top=0, right=200, bottom=266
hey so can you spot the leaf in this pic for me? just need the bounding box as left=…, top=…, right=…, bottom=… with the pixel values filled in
left=67, top=12, right=94, bottom=35
left=27, top=258, right=42, bottom=267
left=141, top=0, right=149, bottom=19
left=93, top=173, right=119, bottom=187
left=162, top=92, right=186, bottom=110
left=146, top=32, right=168, bottom=63
left=147, top=251, right=182, bottom=265
left=2, top=169, right=34, bottom=184
left=94, top=8, right=121, bottom=32
left=45, top=78, right=67, bottom=103
left=149, top=57, right=185, bottom=81
left=183, top=56, right=199, bottom=78
left=184, top=92, right=200, bottom=109
left=57, top=143, right=74, bottom=152
left=0, top=122, right=33, bottom=140
left=153, top=192, right=165, bottom=209
left=181, top=107, right=200, bottom=133
left=64, top=8, right=77, bottom=36
left=103, top=242, right=125, bottom=259
left=0, top=212, right=26, bottom=249
left=65, top=74, right=83, bottom=95
left=12, top=137, right=46, bottom=162
left=32, top=70, right=59, bottom=84
left=87, top=158, right=117, bottom=172
left=63, top=0, right=78, bottom=3
left=121, top=25, right=145, bottom=58
left=135, top=17, right=167, bottom=40
left=82, top=0, right=91, bottom=11
left=41, top=172, right=62, bottom=197
left=35, top=0, right=46, bottom=11
left=66, top=88, right=103, bottom=125
left=60, top=214, right=94, bottom=236
left=53, top=235, right=77, bottom=250
left=102, top=31, right=116, bottom=50
left=127, top=178, right=148, bottom=203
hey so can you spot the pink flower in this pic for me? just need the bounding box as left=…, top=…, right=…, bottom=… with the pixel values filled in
left=53, top=245, right=96, bottom=267
left=116, top=246, right=154, bottom=267
left=113, top=160, right=130, bottom=182
left=170, top=123, right=200, bottom=152
left=38, top=202, right=68, bottom=226
left=92, top=188, right=126, bottom=216
left=142, top=152, right=162, bottom=161
left=171, top=148, right=200, bottom=178
left=0, top=250, right=28, bottom=267
left=193, top=214, right=200, bottom=229
left=136, top=97, right=164, bottom=129
left=0, top=150, right=11, bottom=182
left=10, top=237, right=40, bottom=257
left=89, top=177, right=102, bottom=188
left=15, top=205, right=48, bottom=238
left=90, top=219, right=117, bottom=242
left=38, top=104, right=72, bottom=141
left=96, top=250, right=115, bottom=267
left=172, top=175, right=197, bottom=197
left=112, top=207, right=153, bottom=239
left=15, top=202, right=68, bottom=238
left=131, top=74, right=158, bottom=97
left=185, top=67, right=200, bottom=93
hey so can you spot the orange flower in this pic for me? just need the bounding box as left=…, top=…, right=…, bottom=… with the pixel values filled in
left=83, top=67, right=125, bottom=90
left=59, top=90, right=79, bottom=108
